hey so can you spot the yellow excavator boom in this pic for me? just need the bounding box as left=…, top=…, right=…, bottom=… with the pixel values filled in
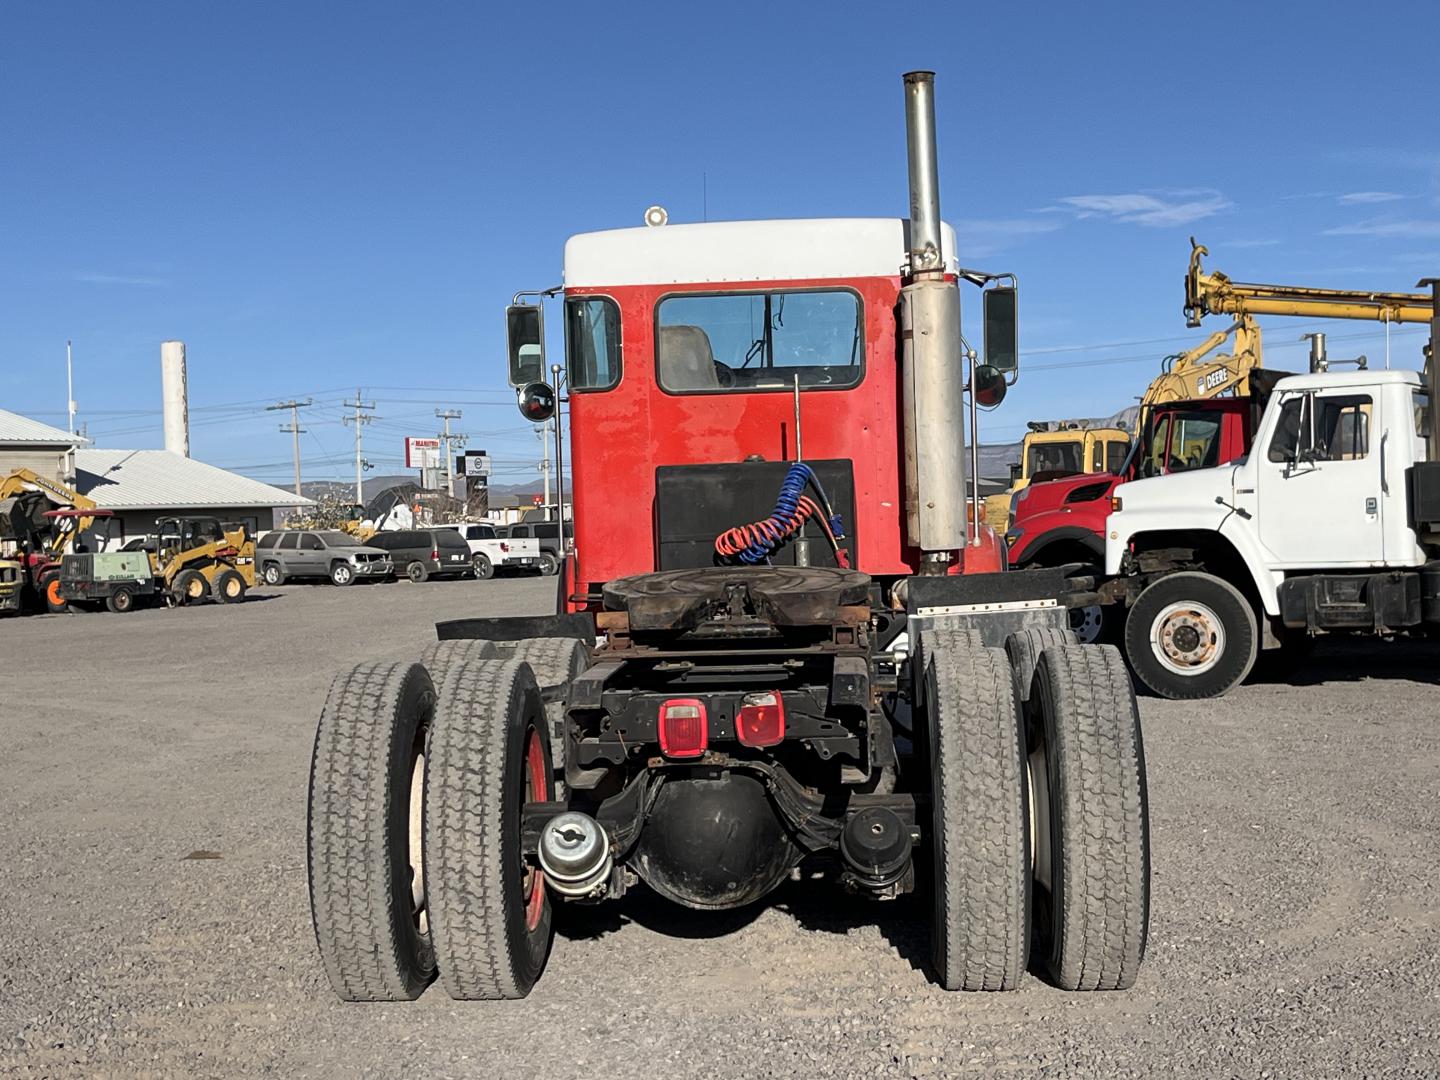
left=1142, top=316, right=1264, bottom=407
left=0, top=468, right=99, bottom=554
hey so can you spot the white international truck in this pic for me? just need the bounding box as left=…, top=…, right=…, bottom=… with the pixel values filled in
left=1101, top=366, right=1440, bottom=698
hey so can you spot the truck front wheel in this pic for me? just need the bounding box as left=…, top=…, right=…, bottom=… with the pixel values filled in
left=1124, top=571, right=1257, bottom=700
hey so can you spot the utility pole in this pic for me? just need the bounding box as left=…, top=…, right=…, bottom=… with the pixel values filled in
left=436, top=408, right=466, bottom=498
left=268, top=398, right=313, bottom=498
left=535, top=422, right=552, bottom=519
left=343, top=389, right=378, bottom=505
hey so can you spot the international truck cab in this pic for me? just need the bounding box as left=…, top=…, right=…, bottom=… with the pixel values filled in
left=1104, top=368, right=1439, bottom=698
left=306, top=72, right=1150, bottom=1005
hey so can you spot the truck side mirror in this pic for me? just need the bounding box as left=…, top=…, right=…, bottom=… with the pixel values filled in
left=974, top=364, right=1007, bottom=406
left=1007, top=462, right=1022, bottom=485
left=983, top=286, right=1018, bottom=374
left=517, top=381, right=556, bottom=423
left=506, top=304, right=546, bottom=389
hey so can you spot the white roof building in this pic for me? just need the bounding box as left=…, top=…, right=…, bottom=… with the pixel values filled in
left=0, top=408, right=83, bottom=446
left=71, top=448, right=311, bottom=543
left=75, top=449, right=310, bottom=513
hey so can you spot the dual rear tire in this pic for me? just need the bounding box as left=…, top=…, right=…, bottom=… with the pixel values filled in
left=307, top=655, right=558, bottom=1002
left=921, top=630, right=1149, bottom=992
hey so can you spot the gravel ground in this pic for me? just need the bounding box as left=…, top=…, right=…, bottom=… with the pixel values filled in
left=2, top=577, right=1437, bottom=1078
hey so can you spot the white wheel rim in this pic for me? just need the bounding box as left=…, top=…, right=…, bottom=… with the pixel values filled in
left=1070, top=605, right=1103, bottom=644
left=1149, top=600, right=1225, bottom=676
left=408, top=752, right=426, bottom=933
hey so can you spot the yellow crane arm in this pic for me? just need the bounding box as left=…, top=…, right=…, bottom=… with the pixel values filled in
left=1186, top=239, right=1434, bottom=327
left=1142, top=316, right=1264, bottom=407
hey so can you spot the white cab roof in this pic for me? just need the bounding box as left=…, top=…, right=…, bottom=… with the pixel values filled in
left=1272, top=369, right=1423, bottom=392
left=564, top=218, right=959, bottom=288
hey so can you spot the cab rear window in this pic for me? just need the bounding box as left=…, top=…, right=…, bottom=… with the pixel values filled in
left=656, top=288, right=863, bottom=394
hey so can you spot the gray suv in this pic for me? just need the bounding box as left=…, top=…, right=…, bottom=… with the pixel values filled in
left=255, top=530, right=392, bottom=586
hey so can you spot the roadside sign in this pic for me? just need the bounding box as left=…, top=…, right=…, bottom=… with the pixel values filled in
left=463, top=451, right=491, bottom=477
left=405, top=437, right=441, bottom=469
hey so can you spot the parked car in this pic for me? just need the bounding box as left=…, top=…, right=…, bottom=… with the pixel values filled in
left=366, top=528, right=474, bottom=582
left=499, top=520, right=572, bottom=576
left=436, top=522, right=543, bottom=578
left=254, top=529, right=392, bottom=586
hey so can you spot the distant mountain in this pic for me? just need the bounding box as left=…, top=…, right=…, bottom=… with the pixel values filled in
left=300, top=475, right=565, bottom=503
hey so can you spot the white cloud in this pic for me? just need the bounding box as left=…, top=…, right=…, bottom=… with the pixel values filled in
left=1048, top=189, right=1231, bottom=227
left=1339, top=191, right=1405, bottom=204
left=73, top=272, right=169, bottom=286
left=953, top=217, right=1062, bottom=258
left=1323, top=219, right=1440, bottom=238
left=1221, top=238, right=1281, bottom=249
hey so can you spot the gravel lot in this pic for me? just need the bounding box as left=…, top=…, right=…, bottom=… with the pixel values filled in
left=2, top=577, right=1437, bottom=1078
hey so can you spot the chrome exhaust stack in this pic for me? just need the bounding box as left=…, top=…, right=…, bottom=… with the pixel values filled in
left=900, top=71, right=967, bottom=571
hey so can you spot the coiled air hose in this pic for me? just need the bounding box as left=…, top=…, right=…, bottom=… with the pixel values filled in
left=714, top=462, right=849, bottom=568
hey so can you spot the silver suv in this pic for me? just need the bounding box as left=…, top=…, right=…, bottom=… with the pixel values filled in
left=254, top=530, right=392, bottom=586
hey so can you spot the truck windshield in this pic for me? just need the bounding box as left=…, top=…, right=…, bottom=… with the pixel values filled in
left=1026, top=440, right=1083, bottom=478
left=656, top=289, right=863, bottom=393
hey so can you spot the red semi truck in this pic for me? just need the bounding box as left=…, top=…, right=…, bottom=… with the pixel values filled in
left=306, top=72, right=1150, bottom=1004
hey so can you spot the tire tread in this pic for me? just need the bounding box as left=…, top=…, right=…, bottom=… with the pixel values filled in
left=922, top=632, right=1029, bottom=991
left=1033, top=643, right=1149, bottom=991
left=425, top=659, right=551, bottom=1000
left=307, top=661, right=436, bottom=1001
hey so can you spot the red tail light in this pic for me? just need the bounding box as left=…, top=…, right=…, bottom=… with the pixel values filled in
left=658, top=698, right=707, bottom=758
left=736, top=691, right=785, bottom=748
left=430, top=549, right=439, bottom=560
left=500, top=542, right=510, bottom=552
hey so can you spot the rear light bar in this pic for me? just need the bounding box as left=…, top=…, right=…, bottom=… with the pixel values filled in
left=737, top=691, right=785, bottom=748
left=658, top=698, right=707, bottom=758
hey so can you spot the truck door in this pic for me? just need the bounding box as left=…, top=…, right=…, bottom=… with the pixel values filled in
left=1255, top=389, right=1382, bottom=567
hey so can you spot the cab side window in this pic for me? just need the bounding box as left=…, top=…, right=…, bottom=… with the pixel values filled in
left=301, top=533, right=324, bottom=551
left=1267, top=394, right=1371, bottom=463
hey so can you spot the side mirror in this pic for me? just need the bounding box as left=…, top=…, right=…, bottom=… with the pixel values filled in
left=1007, top=462, right=1022, bottom=485
left=974, top=364, right=1007, bottom=407
left=983, top=286, right=1018, bottom=374
left=506, top=304, right=546, bottom=389
left=517, top=382, right=556, bottom=423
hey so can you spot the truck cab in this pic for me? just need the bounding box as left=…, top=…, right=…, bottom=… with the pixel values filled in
left=1105, top=369, right=1435, bottom=698
left=549, top=216, right=966, bottom=603
left=1008, top=396, right=1255, bottom=571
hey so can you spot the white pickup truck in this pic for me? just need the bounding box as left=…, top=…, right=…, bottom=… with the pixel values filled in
left=1102, top=368, right=1439, bottom=699
left=438, top=522, right=543, bottom=579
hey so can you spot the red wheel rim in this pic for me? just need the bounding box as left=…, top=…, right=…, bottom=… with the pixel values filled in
left=522, top=725, right=548, bottom=931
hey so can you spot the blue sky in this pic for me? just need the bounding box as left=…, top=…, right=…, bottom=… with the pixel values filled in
left=3, top=2, right=1438, bottom=487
